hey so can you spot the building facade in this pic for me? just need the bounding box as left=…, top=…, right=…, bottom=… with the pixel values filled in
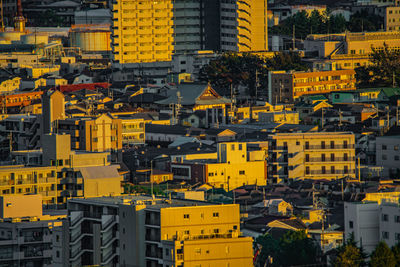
left=60, top=196, right=253, bottom=267
left=267, top=132, right=356, bottom=184
left=269, top=69, right=356, bottom=103
left=111, top=0, right=174, bottom=64
left=111, top=0, right=268, bottom=65
left=0, top=195, right=65, bottom=267
left=171, top=142, right=267, bottom=190
left=385, top=5, right=400, bottom=31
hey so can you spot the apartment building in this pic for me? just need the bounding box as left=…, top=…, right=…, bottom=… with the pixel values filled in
left=111, top=0, right=174, bottom=64
left=376, top=136, right=400, bottom=177
left=111, top=0, right=268, bottom=65
left=171, top=142, right=267, bottom=190
left=385, top=5, right=400, bottom=31
left=0, top=195, right=66, bottom=267
left=57, top=113, right=122, bottom=153
left=267, top=132, right=356, bottom=184
left=121, top=118, right=145, bottom=146
left=0, top=134, right=122, bottom=208
left=269, top=69, right=356, bottom=103
left=345, top=195, right=400, bottom=254
left=58, top=195, right=253, bottom=267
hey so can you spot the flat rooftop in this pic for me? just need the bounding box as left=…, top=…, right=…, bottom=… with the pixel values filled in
left=69, top=195, right=215, bottom=210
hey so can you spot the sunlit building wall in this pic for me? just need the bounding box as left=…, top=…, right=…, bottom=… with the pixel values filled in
left=111, top=0, right=174, bottom=64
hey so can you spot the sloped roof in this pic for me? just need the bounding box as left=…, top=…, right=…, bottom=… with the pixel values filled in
left=156, top=83, right=230, bottom=106
left=79, top=165, right=120, bottom=180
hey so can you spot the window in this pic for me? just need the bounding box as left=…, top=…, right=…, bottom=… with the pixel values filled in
left=239, top=170, right=245, bottom=175
left=56, top=251, right=60, bottom=258
left=395, top=215, right=400, bottom=223
left=349, top=221, right=353, bottom=229
left=195, top=248, right=201, bottom=254
left=165, top=249, right=170, bottom=256
left=231, top=144, right=235, bottom=151
left=213, top=212, right=219, bottom=217
left=238, top=144, right=242, bottom=150
left=382, top=214, right=389, bottom=221
left=183, top=214, right=189, bottom=219
left=382, top=231, right=389, bottom=239
left=184, top=230, right=190, bottom=235
left=395, top=156, right=400, bottom=161
left=396, top=233, right=400, bottom=241
left=296, top=141, right=300, bottom=145
left=382, top=145, right=387, bottom=150
left=306, top=166, right=310, bottom=175
left=214, top=229, right=219, bottom=234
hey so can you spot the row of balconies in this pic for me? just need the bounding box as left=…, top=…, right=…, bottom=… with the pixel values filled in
left=306, top=169, right=356, bottom=175
left=271, top=144, right=354, bottom=151
left=305, top=157, right=355, bottom=163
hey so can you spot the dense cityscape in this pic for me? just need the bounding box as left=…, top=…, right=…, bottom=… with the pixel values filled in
left=0, top=0, right=399, bottom=266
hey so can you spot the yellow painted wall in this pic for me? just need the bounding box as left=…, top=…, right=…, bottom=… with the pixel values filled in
left=112, top=0, right=174, bottom=63
left=160, top=204, right=240, bottom=241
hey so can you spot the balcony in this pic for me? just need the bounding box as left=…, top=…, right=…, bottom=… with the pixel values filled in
left=304, top=144, right=354, bottom=150
left=306, top=169, right=355, bottom=176
left=306, top=157, right=355, bottom=163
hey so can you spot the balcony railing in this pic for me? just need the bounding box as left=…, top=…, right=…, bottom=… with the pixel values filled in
left=304, top=144, right=354, bottom=150
left=306, top=169, right=355, bottom=175
left=306, top=157, right=355, bottom=163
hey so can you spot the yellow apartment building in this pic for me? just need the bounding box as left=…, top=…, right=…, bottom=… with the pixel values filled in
left=121, top=118, right=145, bottom=145
left=267, top=132, right=356, bottom=183
left=385, top=5, right=400, bottom=31
left=0, top=77, right=21, bottom=95
left=111, top=0, right=174, bottom=64
left=363, top=192, right=400, bottom=204
left=57, top=113, right=122, bottom=153
left=206, top=142, right=267, bottom=190
left=64, top=196, right=253, bottom=267
left=305, top=31, right=400, bottom=71
left=270, top=69, right=356, bottom=103
left=236, top=0, right=268, bottom=52
left=0, top=195, right=66, bottom=267
left=0, top=134, right=123, bottom=208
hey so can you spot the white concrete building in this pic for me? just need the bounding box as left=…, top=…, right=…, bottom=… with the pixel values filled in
left=376, top=136, right=400, bottom=176
left=344, top=201, right=379, bottom=254
left=345, top=199, right=400, bottom=254
left=379, top=203, right=400, bottom=247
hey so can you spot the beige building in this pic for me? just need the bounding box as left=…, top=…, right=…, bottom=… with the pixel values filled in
left=0, top=195, right=65, bottom=267
left=385, top=5, right=400, bottom=31
left=0, top=134, right=123, bottom=207
left=121, top=117, right=145, bottom=145
left=269, top=69, right=356, bottom=103
left=267, top=132, right=356, bottom=183
left=59, top=195, right=253, bottom=267
left=57, top=113, right=122, bottom=153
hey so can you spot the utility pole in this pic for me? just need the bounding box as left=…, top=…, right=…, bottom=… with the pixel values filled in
left=358, top=157, right=361, bottom=183
left=255, top=70, right=259, bottom=101
left=292, top=25, right=295, bottom=51
left=321, top=107, right=324, bottom=129
left=393, top=71, right=396, bottom=88
left=150, top=160, right=153, bottom=197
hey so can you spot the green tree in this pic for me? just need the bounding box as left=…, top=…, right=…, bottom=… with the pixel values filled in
left=348, top=11, right=384, bottom=32
left=370, top=241, right=396, bottom=267
left=333, top=235, right=366, bottom=267
left=275, top=230, right=320, bottom=266
left=198, top=52, right=307, bottom=97
left=255, top=234, right=279, bottom=266
left=355, top=43, right=400, bottom=88
left=392, top=243, right=400, bottom=267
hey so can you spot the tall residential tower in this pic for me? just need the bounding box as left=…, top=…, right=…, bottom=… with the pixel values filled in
left=111, top=0, right=268, bottom=64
